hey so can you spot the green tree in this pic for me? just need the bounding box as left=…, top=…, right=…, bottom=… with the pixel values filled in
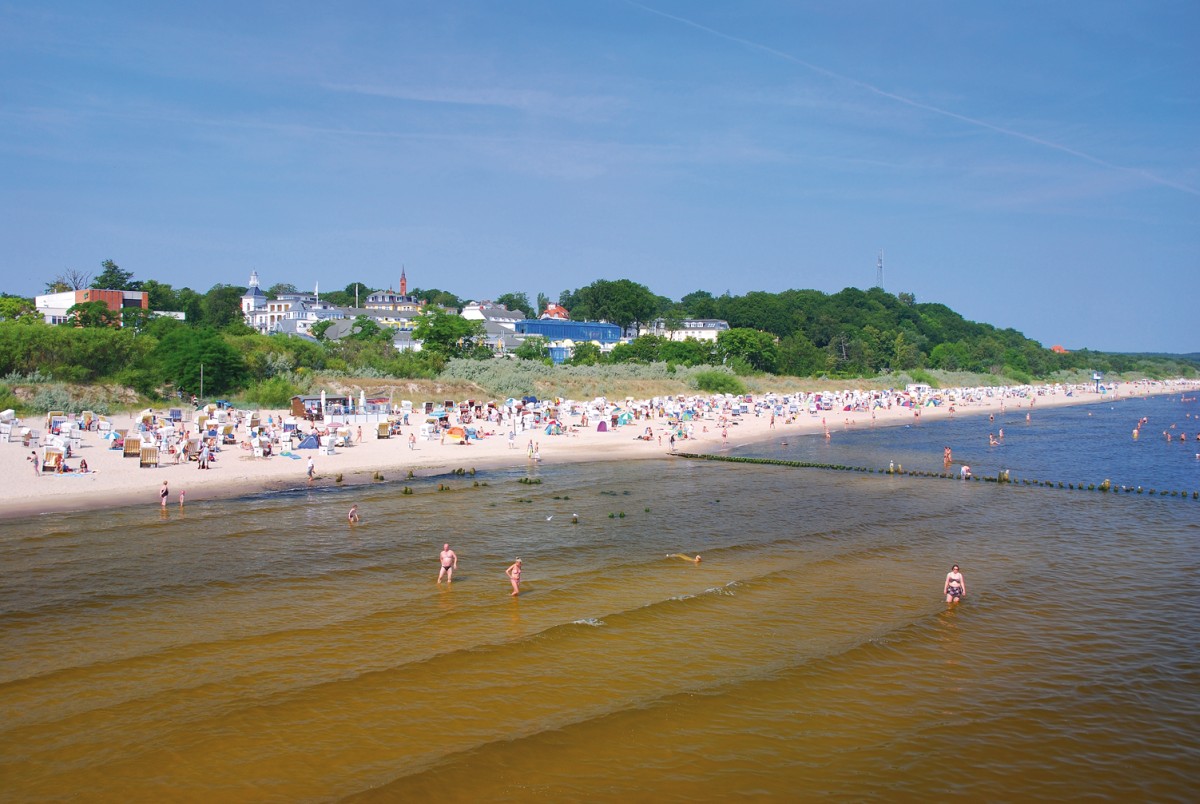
left=173, top=287, right=204, bottom=325
left=345, top=315, right=392, bottom=342
left=495, top=292, right=532, bottom=318
left=152, top=327, right=248, bottom=396
left=412, top=288, right=463, bottom=310
left=63, top=301, right=119, bottom=328
left=321, top=282, right=374, bottom=308
left=95, top=260, right=139, bottom=291
left=929, top=341, right=970, bottom=371
left=680, top=290, right=717, bottom=319
left=514, top=335, right=550, bottom=361
left=777, top=333, right=824, bottom=376
left=608, top=334, right=663, bottom=364
left=718, top=328, right=778, bottom=373
left=0, top=319, right=153, bottom=381
left=201, top=284, right=247, bottom=329
left=568, top=341, right=602, bottom=365
left=660, top=337, right=713, bottom=367
left=412, top=308, right=485, bottom=357
left=265, top=282, right=298, bottom=299
left=140, top=279, right=179, bottom=311
left=891, top=331, right=922, bottom=371
left=560, top=279, right=658, bottom=330
left=0, top=296, right=36, bottom=322
left=144, top=315, right=186, bottom=340
left=121, top=307, right=155, bottom=333
left=311, top=319, right=335, bottom=341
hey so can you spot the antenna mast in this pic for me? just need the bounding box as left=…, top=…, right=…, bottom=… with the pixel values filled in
left=876, top=250, right=884, bottom=289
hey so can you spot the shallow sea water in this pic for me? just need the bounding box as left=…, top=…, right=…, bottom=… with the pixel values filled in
left=1, top=396, right=1198, bottom=801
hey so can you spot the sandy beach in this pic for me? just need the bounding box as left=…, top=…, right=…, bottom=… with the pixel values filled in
left=1, top=379, right=1189, bottom=521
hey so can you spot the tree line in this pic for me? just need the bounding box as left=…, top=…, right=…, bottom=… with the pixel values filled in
left=0, top=262, right=1193, bottom=408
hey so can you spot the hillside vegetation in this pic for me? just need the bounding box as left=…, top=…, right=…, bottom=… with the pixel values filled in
left=2, top=272, right=1195, bottom=416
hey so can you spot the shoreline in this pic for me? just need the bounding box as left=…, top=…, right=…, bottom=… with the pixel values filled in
left=4, top=380, right=1192, bottom=522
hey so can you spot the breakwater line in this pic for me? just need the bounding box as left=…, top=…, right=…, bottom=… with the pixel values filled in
left=672, top=452, right=1199, bottom=500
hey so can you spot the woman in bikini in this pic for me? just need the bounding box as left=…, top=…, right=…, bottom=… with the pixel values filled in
left=944, top=564, right=966, bottom=603
left=505, top=558, right=522, bottom=596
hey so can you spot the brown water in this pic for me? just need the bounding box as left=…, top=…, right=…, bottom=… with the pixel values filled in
left=2, top=453, right=1198, bottom=801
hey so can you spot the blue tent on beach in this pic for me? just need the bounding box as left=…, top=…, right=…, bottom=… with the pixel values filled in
left=295, top=433, right=321, bottom=449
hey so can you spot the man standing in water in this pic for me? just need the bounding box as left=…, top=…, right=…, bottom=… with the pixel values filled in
left=438, top=543, right=458, bottom=583
left=944, top=564, right=966, bottom=603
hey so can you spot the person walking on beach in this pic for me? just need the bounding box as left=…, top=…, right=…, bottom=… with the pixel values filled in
left=408, top=432, right=416, bottom=450
left=506, top=558, right=522, bottom=596
left=438, top=543, right=458, bottom=583
left=944, top=564, right=966, bottom=603
left=160, top=480, right=169, bottom=508
left=306, top=456, right=315, bottom=483
left=30, top=450, right=40, bottom=476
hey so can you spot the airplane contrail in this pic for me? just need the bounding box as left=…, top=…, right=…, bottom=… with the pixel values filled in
left=624, top=1, right=1199, bottom=197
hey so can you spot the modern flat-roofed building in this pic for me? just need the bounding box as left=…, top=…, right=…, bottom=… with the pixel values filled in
left=35, top=288, right=148, bottom=325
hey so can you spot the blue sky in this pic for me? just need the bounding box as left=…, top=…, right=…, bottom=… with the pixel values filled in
left=2, top=1, right=1196, bottom=353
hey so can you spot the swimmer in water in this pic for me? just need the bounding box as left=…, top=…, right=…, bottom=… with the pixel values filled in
left=944, top=564, right=966, bottom=603
left=348, top=504, right=360, bottom=523
left=667, top=553, right=702, bottom=564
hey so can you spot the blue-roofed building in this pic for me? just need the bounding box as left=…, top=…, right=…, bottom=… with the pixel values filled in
left=515, top=318, right=622, bottom=344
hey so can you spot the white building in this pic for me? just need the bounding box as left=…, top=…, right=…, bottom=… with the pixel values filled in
left=241, top=272, right=344, bottom=336
left=632, top=318, right=730, bottom=342
left=35, top=288, right=150, bottom=325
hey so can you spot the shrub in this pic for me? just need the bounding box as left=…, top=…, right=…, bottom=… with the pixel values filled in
left=26, top=383, right=115, bottom=415
left=244, top=376, right=301, bottom=409
left=905, top=368, right=939, bottom=388
left=0, top=383, right=21, bottom=413
left=692, top=370, right=746, bottom=395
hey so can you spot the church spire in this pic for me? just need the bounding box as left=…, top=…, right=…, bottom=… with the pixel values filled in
left=400, top=266, right=407, bottom=296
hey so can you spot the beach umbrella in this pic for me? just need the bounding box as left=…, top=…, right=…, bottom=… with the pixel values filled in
left=320, top=389, right=326, bottom=418
left=360, top=389, right=366, bottom=412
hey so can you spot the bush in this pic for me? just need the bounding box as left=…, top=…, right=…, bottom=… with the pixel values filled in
left=693, top=370, right=746, bottom=395
left=113, top=367, right=160, bottom=398
left=0, top=383, right=21, bottom=413
left=1003, top=367, right=1033, bottom=385
left=27, top=383, right=115, bottom=415
left=243, top=376, right=301, bottom=409
left=905, top=368, right=939, bottom=388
